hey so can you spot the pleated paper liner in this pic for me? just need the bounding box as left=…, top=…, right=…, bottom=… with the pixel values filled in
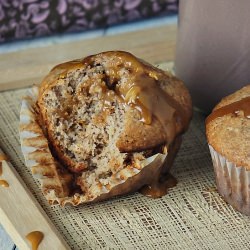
left=19, top=86, right=170, bottom=206
left=209, top=145, right=250, bottom=215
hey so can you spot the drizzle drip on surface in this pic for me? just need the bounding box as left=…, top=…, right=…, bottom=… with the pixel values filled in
left=0, top=153, right=8, bottom=162
left=0, top=153, right=8, bottom=176
left=206, top=96, right=250, bottom=125
left=26, top=231, right=44, bottom=250
left=0, top=153, right=9, bottom=187
left=139, top=136, right=182, bottom=198
left=139, top=173, right=177, bottom=198
left=0, top=180, right=9, bottom=187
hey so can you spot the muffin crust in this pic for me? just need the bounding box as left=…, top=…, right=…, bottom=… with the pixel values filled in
left=206, top=85, right=250, bottom=169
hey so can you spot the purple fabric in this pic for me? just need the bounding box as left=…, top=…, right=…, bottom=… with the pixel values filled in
left=0, top=0, right=178, bottom=43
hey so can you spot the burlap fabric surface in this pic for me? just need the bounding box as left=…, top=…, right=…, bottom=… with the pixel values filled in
left=0, top=67, right=249, bottom=249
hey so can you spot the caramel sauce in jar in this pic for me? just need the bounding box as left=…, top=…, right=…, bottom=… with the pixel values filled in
left=26, top=231, right=44, bottom=250
left=206, top=96, right=250, bottom=125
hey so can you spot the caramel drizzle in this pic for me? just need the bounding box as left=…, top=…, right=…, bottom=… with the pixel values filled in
left=0, top=153, right=9, bottom=188
left=139, top=173, right=177, bottom=198
left=0, top=180, right=9, bottom=187
left=100, top=52, right=189, bottom=145
left=26, top=231, right=44, bottom=250
left=123, top=74, right=187, bottom=144
left=0, top=153, right=8, bottom=162
left=206, top=96, right=250, bottom=125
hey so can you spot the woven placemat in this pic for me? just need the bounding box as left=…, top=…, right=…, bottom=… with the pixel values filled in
left=0, top=63, right=249, bottom=249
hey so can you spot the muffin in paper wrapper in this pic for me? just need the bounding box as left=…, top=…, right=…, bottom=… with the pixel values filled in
left=20, top=86, right=172, bottom=206
left=209, top=145, right=250, bottom=215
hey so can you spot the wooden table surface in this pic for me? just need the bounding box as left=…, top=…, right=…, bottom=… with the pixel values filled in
left=0, top=22, right=177, bottom=249
left=0, top=24, right=176, bottom=91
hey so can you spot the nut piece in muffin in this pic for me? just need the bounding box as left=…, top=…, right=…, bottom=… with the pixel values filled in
left=206, top=84, right=250, bottom=215
left=22, top=51, right=192, bottom=205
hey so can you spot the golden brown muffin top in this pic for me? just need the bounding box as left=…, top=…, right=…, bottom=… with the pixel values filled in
left=206, top=85, right=250, bottom=169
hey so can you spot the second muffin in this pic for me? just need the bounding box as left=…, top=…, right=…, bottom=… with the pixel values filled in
left=206, top=85, right=250, bottom=215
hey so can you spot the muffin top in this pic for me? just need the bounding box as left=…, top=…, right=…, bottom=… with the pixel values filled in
left=206, top=85, right=250, bottom=169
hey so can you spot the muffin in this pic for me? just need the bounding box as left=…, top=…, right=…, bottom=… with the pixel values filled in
left=20, top=51, right=192, bottom=205
left=206, top=85, right=250, bottom=215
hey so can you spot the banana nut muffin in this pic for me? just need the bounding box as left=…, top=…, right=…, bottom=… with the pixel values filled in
left=206, top=85, right=250, bottom=215
left=23, top=51, right=192, bottom=204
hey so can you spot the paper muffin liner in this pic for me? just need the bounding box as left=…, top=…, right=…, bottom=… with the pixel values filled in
left=19, top=86, right=171, bottom=206
left=208, top=145, right=250, bottom=215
